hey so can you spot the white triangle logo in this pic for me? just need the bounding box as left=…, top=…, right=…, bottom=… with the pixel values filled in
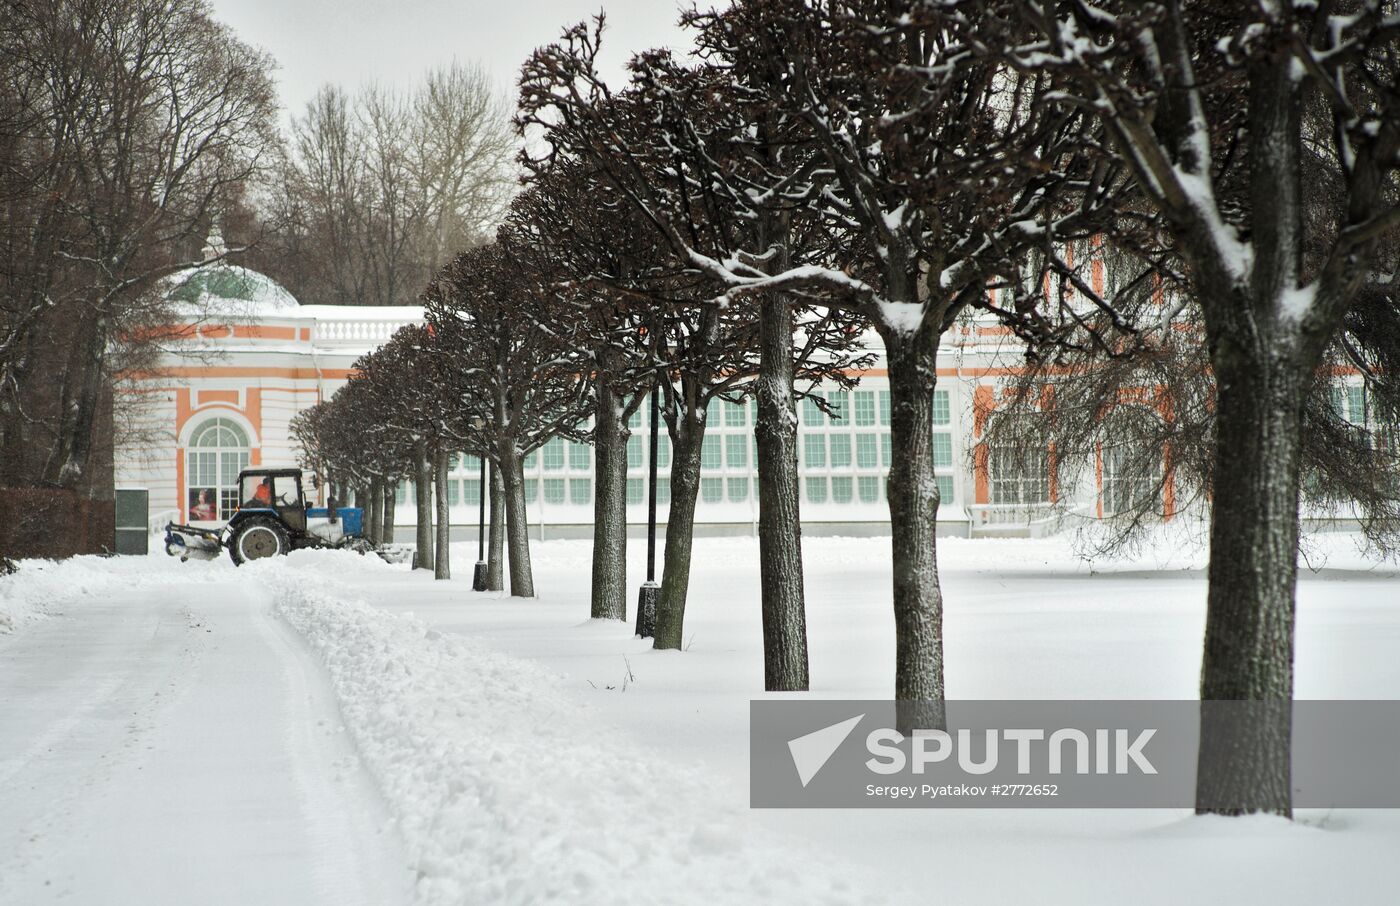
left=787, top=714, right=864, bottom=787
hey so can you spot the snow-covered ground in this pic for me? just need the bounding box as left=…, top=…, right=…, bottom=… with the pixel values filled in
left=2, top=531, right=1397, bottom=904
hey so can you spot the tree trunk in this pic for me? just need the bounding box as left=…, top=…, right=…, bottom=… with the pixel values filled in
left=591, top=374, right=629, bottom=621
left=497, top=441, right=534, bottom=597
left=382, top=481, right=396, bottom=543
left=754, top=293, right=810, bottom=690
left=881, top=327, right=946, bottom=728
left=1195, top=348, right=1304, bottom=816
left=654, top=410, right=705, bottom=650
left=367, top=476, right=383, bottom=546
left=488, top=460, right=505, bottom=591
left=414, top=445, right=433, bottom=571
left=434, top=448, right=450, bottom=580
left=43, top=309, right=108, bottom=489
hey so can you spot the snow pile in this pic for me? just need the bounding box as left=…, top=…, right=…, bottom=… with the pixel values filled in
left=252, top=562, right=879, bottom=906
left=0, top=554, right=190, bottom=634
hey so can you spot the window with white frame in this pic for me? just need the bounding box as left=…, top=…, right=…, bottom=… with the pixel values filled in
left=1101, top=441, right=1160, bottom=515
left=1098, top=407, right=1163, bottom=516
left=186, top=417, right=249, bottom=521
left=989, top=440, right=1049, bottom=506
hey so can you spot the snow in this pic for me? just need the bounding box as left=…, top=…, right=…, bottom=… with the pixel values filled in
left=874, top=300, right=926, bottom=334
left=3, top=532, right=1399, bottom=904
left=0, top=554, right=411, bottom=904
left=1172, top=168, right=1254, bottom=283
left=1279, top=281, right=1318, bottom=323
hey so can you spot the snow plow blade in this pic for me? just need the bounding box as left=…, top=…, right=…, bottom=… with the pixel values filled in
left=164, top=522, right=223, bottom=561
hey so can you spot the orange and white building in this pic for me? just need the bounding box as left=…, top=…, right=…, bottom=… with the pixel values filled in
left=133, top=240, right=1377, bottom=539
left=114, top=248, right=422, bottom=531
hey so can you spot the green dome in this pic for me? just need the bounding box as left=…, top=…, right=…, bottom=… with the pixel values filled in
left=167, top=263, right=299, bottom=313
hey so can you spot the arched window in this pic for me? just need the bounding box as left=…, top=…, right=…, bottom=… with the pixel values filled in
left=187, top=416, right=249, bottom=521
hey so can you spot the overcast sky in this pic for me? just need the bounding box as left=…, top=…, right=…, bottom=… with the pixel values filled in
left=210, top=0, right=693, bottom=123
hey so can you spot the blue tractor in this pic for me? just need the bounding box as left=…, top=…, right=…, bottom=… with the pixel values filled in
left=164, top=467, right=378, bottom=565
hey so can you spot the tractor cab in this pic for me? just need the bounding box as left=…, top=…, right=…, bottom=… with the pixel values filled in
left=236, top=468, right=308, bottom=532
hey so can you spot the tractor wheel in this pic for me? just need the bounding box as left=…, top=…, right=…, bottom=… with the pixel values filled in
left=230, top=518, right=290, bottom=565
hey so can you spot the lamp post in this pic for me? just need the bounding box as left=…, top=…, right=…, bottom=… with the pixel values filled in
left=472, top=416, right=489, bottom=592
left=635, top=381, right=660, bottom=637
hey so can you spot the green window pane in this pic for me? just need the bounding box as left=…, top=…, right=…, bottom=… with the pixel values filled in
left=804, top=433, right=826, bottom=468
left=543, top=478, right=565, bottom=504
left=805, top=476, right=828, bottom=504
left=830, top=434, right=851, bottom=467
left=628, top=407, right=643, bottom=429
left=933, top=390, right=951, bottom=426
left=656, top=478, right=671, bottom=505
left=828, top=391, right=848, bottom=423
left=702, top=435, right=722, bottom=470
left=524, top=480, right=539, bottom=504
left=725, top=399, right=747, bottom=427
left=569, top=440, right=591, bottom=470
left=932, top=433, right=953, bottom=468
left=857, top=434, right=878, bottom=468
left=463, top=454, right=481, bottom=473
left=881, top=433, right=892, bottom=467
left=570, top=478, right=592, bottom=505
left=627, top=435, right=643, bottom=469
left=831, top=476, right=853, bottom=503
left=542, top=438, right=564, bottom=470
left=447, top=479, right=461, bottom=506
left=463, top=478, right=481, bottom=506
left=936, top=474, right=954, bottom=503
left=701, top=477, right=723, bottom=503
left=395, top=482, right=409, bottom=506
left=879, top=390, right=891, bottom=425
left=706, top=398, right=720, bottom=425
left=726, top=434, right=748, bottom=468
left=858, top=475, right=882, bottom=503
left=447, top=453, right=460, bottom=471
left=524, top=450, right=538, bottom=470
left=627, top=478, right=644, bottom=505
left=854, top=391, right=876, bottom=427
left=1348, top=385, right=1366, bottom=423
left=727, top=477, right=749, bottom=502
left=802, top=393, right=825, bottom=425
left=657, top=436, right=671, bottom=469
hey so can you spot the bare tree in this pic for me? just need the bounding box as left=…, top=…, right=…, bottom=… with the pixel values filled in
left=985, top=0, right=1400, bottom=815
left=0, top=0, right=278, bottom=506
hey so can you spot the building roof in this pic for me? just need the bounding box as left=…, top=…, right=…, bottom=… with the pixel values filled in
left=166, top=262, right=301, bottom=319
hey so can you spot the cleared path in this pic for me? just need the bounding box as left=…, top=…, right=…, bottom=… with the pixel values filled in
left=0, top=570, right=413, bottom=906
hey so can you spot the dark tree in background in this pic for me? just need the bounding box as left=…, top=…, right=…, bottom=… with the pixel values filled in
left=505, top=167, right=655, bottom=622
left=421, top=241, right=594, bottom=597
left=247, top=64, right=516, bottom=310
left=0, top=0, right=278, bottom=512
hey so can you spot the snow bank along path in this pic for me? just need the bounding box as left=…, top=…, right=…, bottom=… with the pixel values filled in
left=0, top=555, right=412, bottom=905
left=254, top=551, right=879, bottom=906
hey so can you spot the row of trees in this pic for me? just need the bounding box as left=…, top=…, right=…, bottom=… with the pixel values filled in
left=300, top=0, right=1398, bottom=818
